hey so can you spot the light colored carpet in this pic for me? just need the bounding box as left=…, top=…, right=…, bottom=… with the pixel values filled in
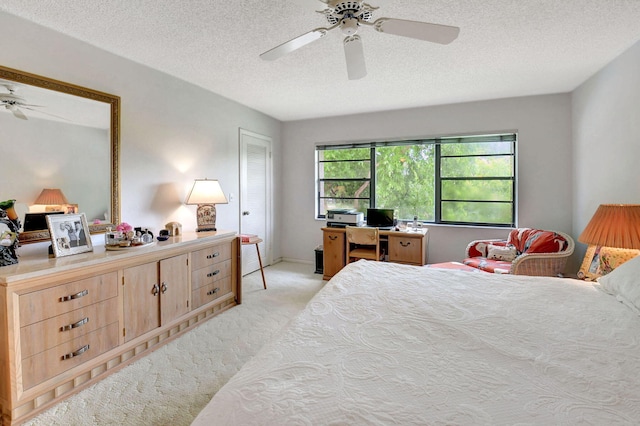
left=24, top=261, right=325, bottom=426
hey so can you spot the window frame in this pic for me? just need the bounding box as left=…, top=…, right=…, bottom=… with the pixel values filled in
left=316, top=133, right=517, bottom=227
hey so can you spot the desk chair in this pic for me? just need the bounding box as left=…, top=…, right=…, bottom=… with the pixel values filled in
left=346, top=226, right=380, bottom=263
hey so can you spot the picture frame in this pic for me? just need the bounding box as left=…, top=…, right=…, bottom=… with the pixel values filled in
left=577, top=245, right=601, bottom=280
left=45, top=204, right=78, bottom=214
left=46, top=213, right=93, bottom=257
left=577, top=245, right=640, bottom=280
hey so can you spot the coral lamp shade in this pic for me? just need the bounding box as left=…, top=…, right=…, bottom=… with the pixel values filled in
left=578, top=204, right=640, bottom=249
left=34, top=188, right=69, bottom=205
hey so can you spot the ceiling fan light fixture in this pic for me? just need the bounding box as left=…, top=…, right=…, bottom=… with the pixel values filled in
left=340, top=17, right=359, bottom=35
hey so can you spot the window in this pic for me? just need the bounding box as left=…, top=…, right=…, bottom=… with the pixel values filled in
left=316, top=133, right=516, bottom=227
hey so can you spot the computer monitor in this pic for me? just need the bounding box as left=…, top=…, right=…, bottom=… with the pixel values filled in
left=23, top=211, right=64, bottom=232
left=366, top=208, right=395, bottom=228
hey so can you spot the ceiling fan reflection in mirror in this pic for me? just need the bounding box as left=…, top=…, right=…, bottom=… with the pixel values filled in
left=260, top=0, right=460, bottom=80
left=0, top=84, right=35, bottom=120
left=0, top=82, right=69, bottom=121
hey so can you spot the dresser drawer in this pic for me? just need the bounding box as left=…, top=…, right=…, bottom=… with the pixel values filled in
left=191, top=277, right=232, bottom=309
left=22, top=322, right=120, bottom=390
left=192, top=259, right=231, bottom=290
left=191, top=244, right=231, bottom=270
left=20, top=272, right=118, bottom=326
left=21, top=297, right=119, bottom=359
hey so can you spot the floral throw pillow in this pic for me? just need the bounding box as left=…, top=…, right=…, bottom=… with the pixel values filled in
left=487, top=243, right=517, bottom=262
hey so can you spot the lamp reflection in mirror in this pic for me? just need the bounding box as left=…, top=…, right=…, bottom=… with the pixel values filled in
left=185, top=179, right=228, bottom=232
left=34, top=188, right=68, bottom=207
left=578, top=204, right=640, bottom=249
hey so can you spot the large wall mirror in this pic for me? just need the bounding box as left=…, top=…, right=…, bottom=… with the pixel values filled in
left=0, top=65, right=120, bottom=244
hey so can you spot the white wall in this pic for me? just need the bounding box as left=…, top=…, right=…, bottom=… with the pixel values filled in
left=572, top=40, right=640, bottom=260
left=1, top=115, right=109, bottom=222
left=1, top=12, right=283, bottom=260
left=282, top=94, right=573, bottom=265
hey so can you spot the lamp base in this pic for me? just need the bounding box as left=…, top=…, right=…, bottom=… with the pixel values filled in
left=196, top=227, right=217, bottom=232
left=195, top=204, right=218, bottom=233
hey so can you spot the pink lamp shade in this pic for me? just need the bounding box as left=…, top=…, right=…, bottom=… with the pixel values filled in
left=578, top=204, right=640, bottom=250
left=34, top=188, right=69, bottom=205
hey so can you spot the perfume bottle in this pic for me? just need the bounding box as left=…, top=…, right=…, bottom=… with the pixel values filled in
left=105, top=227, right=118, bottom=246
left=141, top=229, right=153, bottom=244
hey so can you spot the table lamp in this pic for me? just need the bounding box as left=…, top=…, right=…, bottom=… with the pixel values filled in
left=578, top=204, right=640, bottom=249
left=185, top=179, right=228, bottom=232
left=34, top=188, right=69, bottom=208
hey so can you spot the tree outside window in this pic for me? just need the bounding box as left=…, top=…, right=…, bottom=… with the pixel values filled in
left=316, top=134, right=515, bottom=227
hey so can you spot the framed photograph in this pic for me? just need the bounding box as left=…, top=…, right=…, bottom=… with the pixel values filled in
left=577, top=245, right=601, bottom=281
left=46, top=213, right=93, bottom=257
left=577, top=245, right=640, bottom=280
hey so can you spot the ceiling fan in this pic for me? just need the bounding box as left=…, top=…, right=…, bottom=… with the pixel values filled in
left=260, top=0, right=460, bottom=80
left=0, top=84, right=34, bottom=120
left=0, top=83, right=70, bottom=121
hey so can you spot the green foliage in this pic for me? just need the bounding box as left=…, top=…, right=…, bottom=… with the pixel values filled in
left=318, top=140, right=515, bottom=225
left=375, top=145, right=435, bottom=220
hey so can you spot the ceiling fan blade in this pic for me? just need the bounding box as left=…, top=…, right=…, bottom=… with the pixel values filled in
left=8, top=106, right=28, bottom=120
left=372, top=18, right=460, bottom=44
left=343, top=35, right=367, bottom=80
left=260, top=27, right=334, bottom=61
left=22, top=106, right=71, bottom=122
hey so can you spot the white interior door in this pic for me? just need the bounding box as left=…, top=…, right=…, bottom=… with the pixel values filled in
left=239, top=129, right=272, bottom=275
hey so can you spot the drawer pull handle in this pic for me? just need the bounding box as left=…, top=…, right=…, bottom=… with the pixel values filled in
left=328, top=235, right=337, bottom=241
left=60, top=317, right=89, bottom=332
left=161, top=282, right=168, bottom=294
left=152, top=284, right=160, bottom=296
left=400, top=241, right=411, bottom=247
left=62, top=344, right=90, bottom=360
left=207, top=287, right=220, bottom=296
left=207, top=270, right=220, bottom=278
left=206, top=252, right=220, bottom=259
left=60, top=289, right=88, bottom=302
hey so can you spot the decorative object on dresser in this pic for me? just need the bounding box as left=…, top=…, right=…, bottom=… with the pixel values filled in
left=577, top=204, right=640, bottom=280
left=165, top=221, right=182, bottom=236
left=0, top=231, right=241, bottom=425
left=185, top=179, right=228, bottom=232
left=104, top=222, right=156, bottom=249
left=0, top=199, right=20, bottom=266
left=46, top=213, right=93, bottom=257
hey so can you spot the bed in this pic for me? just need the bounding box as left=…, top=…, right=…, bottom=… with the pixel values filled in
left=192, top=258, right=640, bottom=425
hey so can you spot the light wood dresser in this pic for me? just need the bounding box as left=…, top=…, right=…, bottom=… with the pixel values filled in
left=0, top=231, right=241, bottom=425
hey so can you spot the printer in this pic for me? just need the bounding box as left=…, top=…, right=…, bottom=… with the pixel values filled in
left=326, top=208, right=364, bottom=228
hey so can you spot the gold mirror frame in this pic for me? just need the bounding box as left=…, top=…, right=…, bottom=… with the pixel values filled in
left=0, top=65, right=120, bottom=244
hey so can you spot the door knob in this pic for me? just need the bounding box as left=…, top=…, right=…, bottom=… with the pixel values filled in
left=242, top=211, right=250, bottom=216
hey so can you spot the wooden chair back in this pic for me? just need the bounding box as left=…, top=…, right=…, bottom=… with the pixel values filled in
left=346, top=226, right=380, bottom=263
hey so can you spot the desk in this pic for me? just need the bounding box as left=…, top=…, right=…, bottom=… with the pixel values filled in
left=322, top=227, right=429, bottom=280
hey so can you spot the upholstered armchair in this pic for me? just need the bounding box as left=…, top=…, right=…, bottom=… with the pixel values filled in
left=463, top=228, right=575, bottom=276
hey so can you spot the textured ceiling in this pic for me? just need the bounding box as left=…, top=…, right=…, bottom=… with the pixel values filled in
left=1, top=0, right=640, bottom=122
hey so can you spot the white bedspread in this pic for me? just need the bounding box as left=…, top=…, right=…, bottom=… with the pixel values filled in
left=192, top=260, right=640, bottom=425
